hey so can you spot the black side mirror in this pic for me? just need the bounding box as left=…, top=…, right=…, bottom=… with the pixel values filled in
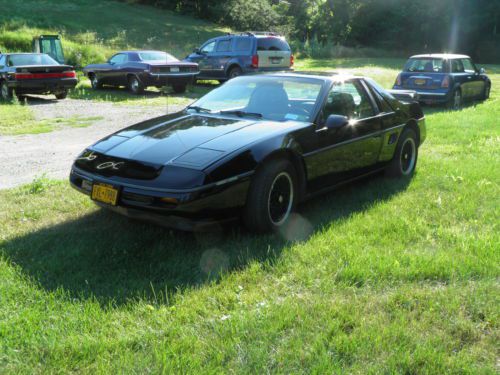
left=193, top=48, right=201, bottom=54
left=325, top=114, right=349, bottom=130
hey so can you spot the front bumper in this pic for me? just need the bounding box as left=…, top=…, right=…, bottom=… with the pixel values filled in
left=142, top=73, right=198, bottom=87
left=69, top=166, right=251, bottom=230
left=8, top=78, right=78, bottom=94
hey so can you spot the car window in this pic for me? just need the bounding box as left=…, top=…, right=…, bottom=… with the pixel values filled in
left=365, top=81, right=393, bottom=113
left=257, top=37, right=290, bottom=51
left=8, top=54, right=59, bottom=66
left=138, top=52, right=178, bottom=62
left=234, top=38, right=252, bottom=52
left=216, top=40, right=232, bottom=53
left=190, top=76, right=323, bottom=122
left=0, top=55, right=5, bottom=67
left=404, top=58, right=444, bottom=73
left=461, top=59, right=476, bottom=73
left=201, top=41, right=216, bottom=54
left=109, top=54, right=127, bottom=64
left=451, top=59, right=465, bottom=73
left=322, top=80, right=375, bottom=120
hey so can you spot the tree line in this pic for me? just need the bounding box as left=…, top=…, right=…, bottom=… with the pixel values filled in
left=126, top=0, right=500, bottom=61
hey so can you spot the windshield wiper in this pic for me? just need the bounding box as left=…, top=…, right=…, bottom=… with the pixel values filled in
left=187, top=105, right=212, bottom=113
left=219, top=110, right=263, bottom=118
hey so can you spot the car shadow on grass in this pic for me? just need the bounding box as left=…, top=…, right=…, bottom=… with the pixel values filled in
left=2, top=173, right=411, bottom=306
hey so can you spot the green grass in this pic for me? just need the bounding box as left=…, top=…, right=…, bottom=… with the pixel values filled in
left=0, top=0, right=227, bottom=67
left=0, top=60, right=499, bottom=373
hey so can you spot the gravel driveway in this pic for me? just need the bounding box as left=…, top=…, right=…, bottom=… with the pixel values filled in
left=0, top=98, right=184, bottom=189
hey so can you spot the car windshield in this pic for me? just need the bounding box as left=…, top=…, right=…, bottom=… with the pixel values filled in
left=188, top=76, right=323, bottom=122
left=404, top=58, right=445, bottom=73
left=139, top=52, right=178, bottom=62
left=8, top=54, right=59, bottom=66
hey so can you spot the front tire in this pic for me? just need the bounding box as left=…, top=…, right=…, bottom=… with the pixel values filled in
left=386, top=128, right=418, bottom=178
left=448, top=88, right=462, bottom=110
left=128, top=75, right=144, bottom=94
left=89, top=74, right=103, bottom=90
left=482, top=83, right=491, bottom=100
left=243, top=158, right=297, bottom=233
left=55, top=90, right=68, bottom=100
left=172, top=84, right=187, bottom=94
left=0, top=81, right=12, bottom=101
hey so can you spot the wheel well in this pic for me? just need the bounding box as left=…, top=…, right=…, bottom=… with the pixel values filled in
left=227, top=64, right=241, bottom=75
left=405, top=119, right=420, bottom=146
left=87, top=72, right=95, bottom=78
left=259, top=149, right=308, bottom=202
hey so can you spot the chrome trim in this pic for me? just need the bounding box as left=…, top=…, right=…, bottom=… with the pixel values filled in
left=305, top=123, right=406, bottom=157
left=415, top=92, right=447, bottom=96
left=71, top=166, right=253, bottom=194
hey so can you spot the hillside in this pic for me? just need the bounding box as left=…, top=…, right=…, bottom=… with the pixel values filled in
left=0, top=0, right=228, bottom=66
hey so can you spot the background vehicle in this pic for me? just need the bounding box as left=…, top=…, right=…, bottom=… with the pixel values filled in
left=32, top=35, right=66, bottom=64
left=70, top=72, right=425, bottom=233
left=0, top=53, right=77, bottom=100
left=83, top=50, right=199, bottom=94
left=393, top=54, right=491, bottom=109
left=185, top=32, right=293, bottom=81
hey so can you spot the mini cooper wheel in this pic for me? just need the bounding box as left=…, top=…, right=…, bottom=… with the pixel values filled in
left=243, top=159, right=297, bottom=233
left=386, top=128, right=418, bottom=178
left=128, top=76, right=144, bottom=94
left=448, top=88, right=462, bottom=110
left=0, top=81, right=12, bottom=101
left=228, top=66, right=243, bottom=80
left=89, top=74, right=103, bottom=90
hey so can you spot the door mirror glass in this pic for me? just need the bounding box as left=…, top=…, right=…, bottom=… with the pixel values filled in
left=479, top=67, right=486, bottom=74
left=325, top=114, right=349, bottom=130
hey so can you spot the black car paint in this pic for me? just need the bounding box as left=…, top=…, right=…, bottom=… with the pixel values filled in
left=0, top=53, right=77, bottom=96
left=83, top=51, right=199, bottom=89
left=70, top=73, right=425, bottom=229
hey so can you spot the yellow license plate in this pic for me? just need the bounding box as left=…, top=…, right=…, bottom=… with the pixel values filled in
left=91, top=183, right=118, bottom=205
left=414, top=78, right=426, bottom=85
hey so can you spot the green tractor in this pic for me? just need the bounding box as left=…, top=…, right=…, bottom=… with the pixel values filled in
left=32, top=35, right=66, bottom=64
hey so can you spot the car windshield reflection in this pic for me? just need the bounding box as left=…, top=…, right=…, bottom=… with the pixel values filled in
left=189, top=76, right=323, bottom=122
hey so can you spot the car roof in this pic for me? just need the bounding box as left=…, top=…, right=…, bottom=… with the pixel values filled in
left=410, top=53, right=470, bottom=59
left=2, top=53, right=48, bottom=56
left=256, top=71, right=360, bottom=82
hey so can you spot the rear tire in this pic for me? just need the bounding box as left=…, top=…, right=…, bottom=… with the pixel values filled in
left=89, top=74, right=103, bottom=90
left=128, top=76, right=144, bottom=94
left=243, top=158, right=297, bottom=233
left=55, top=90, right=68, bottom=100
left=386, top=128, right=418, bottom=178
left=0, top=81, right=12, bottom=101
left=172, top=84, right=187, bottom=94
left=448, top=87, right=462, bottom=110
left=228, top=66, right=243, bottom=80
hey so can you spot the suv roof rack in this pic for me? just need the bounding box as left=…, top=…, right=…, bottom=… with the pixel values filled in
left=239, top=31, right=283, bottom=37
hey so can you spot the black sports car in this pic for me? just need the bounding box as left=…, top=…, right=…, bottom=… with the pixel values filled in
left=0, top=53, right=77, bottom=100
left=83, top=50, right=199, bottom=94
left=70, top=72, right=426, bottom=232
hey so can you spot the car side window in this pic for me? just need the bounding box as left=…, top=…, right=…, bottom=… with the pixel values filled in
left=321, top=81, right=375, bottom=122
left=201, top=41, right=216, bottom=54
left=234, top=38, right=252, bottom=52
left=0, top=55, right=5, bottom=67
left=216, top=40, right=232, bottom=53
left=461, top=59, right=476, bottom=73
left=451, top=59, right=465, bottom=73
left=109, top=54, right=127, bottom=64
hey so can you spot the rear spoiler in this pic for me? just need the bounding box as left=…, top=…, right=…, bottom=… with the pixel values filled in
left=388, top=89, right=419, bottom=102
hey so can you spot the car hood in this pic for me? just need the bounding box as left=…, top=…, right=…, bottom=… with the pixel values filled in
left=89, top=113, right=308, bottom=169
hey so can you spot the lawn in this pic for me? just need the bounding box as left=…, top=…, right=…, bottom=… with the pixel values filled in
left=0, top=59, right=498, bottom=373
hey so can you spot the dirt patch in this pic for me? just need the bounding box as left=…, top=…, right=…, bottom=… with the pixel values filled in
left=0, top=98, right=183, bottom=189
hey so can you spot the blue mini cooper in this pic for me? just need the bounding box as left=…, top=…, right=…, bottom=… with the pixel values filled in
left=393, top=54, right=491, bottom=109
